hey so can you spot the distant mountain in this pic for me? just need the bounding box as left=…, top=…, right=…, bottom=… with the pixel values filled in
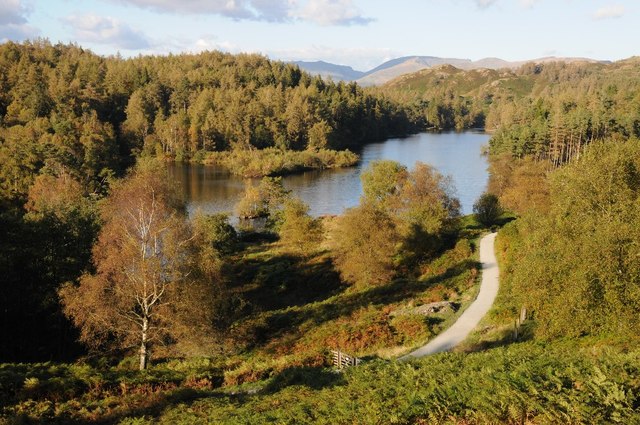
left=357, top=56, right=475, bottom=86
left=293, top=55, right=605, bottom=86
left=357, top=56, right=604, bottom=86
left=292, top=60, right=365, bottom=82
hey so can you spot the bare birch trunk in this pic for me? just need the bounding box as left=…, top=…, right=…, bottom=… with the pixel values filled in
left=139, top=317, right=149, bottom=370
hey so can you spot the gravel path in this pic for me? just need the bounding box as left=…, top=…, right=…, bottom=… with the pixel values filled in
left=399, top=232, right=499, bottom=360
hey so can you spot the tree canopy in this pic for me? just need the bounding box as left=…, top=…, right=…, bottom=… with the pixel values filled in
left=332, top=160, right=460, bottom=286
left=499, top=139, right=640, bottom=339
left=0, top=40, right=417, bottom=203
left=59, top=161, right=215, bottom=369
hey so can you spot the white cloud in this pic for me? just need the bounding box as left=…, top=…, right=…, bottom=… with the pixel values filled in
left=295, top=0, right=372, bottom=26
left=109, top=0, right=294, bottom=22
left=475, top=0, right=498, bottom=9
left=593, top=4, right=625, bottom=20
left=0, top=0, right=39, bottom=42
left=250, top=0, right=296, bottom=22
left=520, top=0, right=540, bottom=9
left=110, top=0, right=372, bottom=26
left=191, top=36, right=237, bottom=53
left=0, top=0, right=28, bottom=26
left=472, top=0, right=541, bottom=10
left=134, top=34, right=239, bottom=57
left=62, top=14, right=151, bottom=50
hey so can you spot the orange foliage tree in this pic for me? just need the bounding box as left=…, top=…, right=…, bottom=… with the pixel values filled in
left=60, top=162, right=209, bottom=369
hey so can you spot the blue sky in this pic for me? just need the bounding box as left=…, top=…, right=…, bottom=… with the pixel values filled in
left=0, top=0, right=637, bottom=70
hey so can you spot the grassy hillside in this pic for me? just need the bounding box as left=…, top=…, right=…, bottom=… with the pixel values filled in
left=381, top=60, right=618, bottom=105
left=130, top=341, right=640, bottom=424
left=384, top=65, right=505, bottom=97
left=2, top=337, right=637, bottom=424
left=0, top=217, right=491, bottom=423
left=181, top=216, right=485, bottom=385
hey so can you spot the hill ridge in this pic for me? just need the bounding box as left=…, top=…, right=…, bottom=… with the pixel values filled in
left=294, top=55, right=607, bottom=86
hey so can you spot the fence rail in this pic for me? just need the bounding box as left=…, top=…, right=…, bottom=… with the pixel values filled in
left=331, top=350, right=361, bottom=369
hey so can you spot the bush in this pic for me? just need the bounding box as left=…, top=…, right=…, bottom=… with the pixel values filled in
left=332, top=203, right=399, bottom=286
left=235, top=177, right=290, bottom=219
left=473, top=192, right=503, bottom=226
left=192, top=213, right=237, bottom=255
left=278, top=198, right=323, bottom=253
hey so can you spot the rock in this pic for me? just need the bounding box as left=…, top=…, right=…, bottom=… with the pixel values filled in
left=391, top=301, right=455, bottom=317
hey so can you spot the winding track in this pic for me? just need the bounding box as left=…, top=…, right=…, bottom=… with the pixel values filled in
left=399, top=232, right=499, bottom=360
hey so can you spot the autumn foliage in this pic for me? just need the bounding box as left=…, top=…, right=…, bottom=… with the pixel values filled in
left=332, top=160, right=460, bottom=287
left=60, top=161, right=213, bottom=369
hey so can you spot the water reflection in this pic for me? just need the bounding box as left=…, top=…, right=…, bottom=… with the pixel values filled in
left=167, top=131, right=490, bottom=217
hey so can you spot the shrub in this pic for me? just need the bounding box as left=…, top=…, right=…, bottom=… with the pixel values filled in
left=203, top=148, right=358, bottom=178
left=192, top=213, right=238, bottom=255
left=278, top=198, right=323, bottom=253
left=332, top=203, right=400, bottom=286
left=473, top=192, right=503, bottom=226
left=235, top=177, right=290, bottom=219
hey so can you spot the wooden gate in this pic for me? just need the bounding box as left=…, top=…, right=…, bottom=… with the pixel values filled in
left=331, top=350, right=361, bottom=369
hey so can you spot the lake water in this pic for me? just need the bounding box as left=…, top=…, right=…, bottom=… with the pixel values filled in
left=167, top=131, right=490, bottom=218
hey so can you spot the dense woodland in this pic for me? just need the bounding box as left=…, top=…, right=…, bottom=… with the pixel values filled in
left=0, top=39, right=415, bottom=202
left=496, top=139, right=640, bottom=340
left=381, top=59, right=640, bottom=165
left=0, top=40, right=414, bottom=362
left=1, top=40, right=640, bottom=423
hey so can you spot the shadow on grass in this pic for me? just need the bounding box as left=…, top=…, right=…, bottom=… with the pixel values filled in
left=456, top=214, right=516, bottom=237
left=229, top=251, right=343, bottom=312
left=242, top=259, right=480, bottom=347
left=263, top=366, right=345, bottom=394
left=495, top=215, right=516, bottom=227
left=98, top=368, right=342, bottom=424
left=5, top=386, right=225, bottom=425
left=97, top=388, right=224, bottom=425
left=463, top=322, right=535, bottom=353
